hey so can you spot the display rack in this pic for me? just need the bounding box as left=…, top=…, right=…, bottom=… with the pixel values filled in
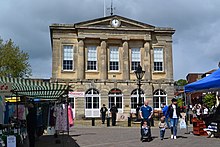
left=192, top=117, right=208, bottom=136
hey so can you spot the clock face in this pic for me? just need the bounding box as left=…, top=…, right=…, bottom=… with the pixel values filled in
left=111, top=19, right=121, bottom=27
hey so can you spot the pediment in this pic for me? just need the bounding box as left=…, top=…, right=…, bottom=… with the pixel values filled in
left=74, top=15, right=155, bottom=30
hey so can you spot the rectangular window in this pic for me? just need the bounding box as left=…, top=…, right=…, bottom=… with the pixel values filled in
left=63, top=45, right=73, bottom=70
left=109, top=47, right=119, bottom=71
left=131, top=48, right=140, bottom=70
left=87, top=46, right=97, bottom=70
left=154, top=48, right=163, bottom=71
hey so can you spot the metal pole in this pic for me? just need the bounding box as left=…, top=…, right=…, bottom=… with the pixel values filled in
left=138, top=79, right=141, bottom=106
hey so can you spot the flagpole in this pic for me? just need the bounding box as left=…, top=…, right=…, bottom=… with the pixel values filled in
left=104, top=0, right=106, bottom=17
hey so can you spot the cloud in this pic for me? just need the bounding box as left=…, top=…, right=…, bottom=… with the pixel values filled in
left=0, top=0, right=220, bottom=80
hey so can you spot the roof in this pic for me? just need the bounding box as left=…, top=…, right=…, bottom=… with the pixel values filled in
left=0, top=77, right=68, bottom=99
left=184, top=68, right=220, bottom=93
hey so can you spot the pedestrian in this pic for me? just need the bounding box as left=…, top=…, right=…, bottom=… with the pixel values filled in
left=100, top=104, right=108, bottom=124
left=167, top=98, right=182, bottom=139
left=192, top=103, right=202, bottom=120
left=202, top=104, right=209, bottom=126
left=26, top=103, right=37, bottom=147
left=139, top=100, right=153, bottom=140
left=110, top=104, right=118, bottom=126
left=159, top=116, right=167, bottom=140
left=162, top=103, right=170, bottom=129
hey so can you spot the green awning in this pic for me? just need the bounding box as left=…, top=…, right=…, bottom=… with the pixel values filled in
left=0, top=77, right=68, bottom=99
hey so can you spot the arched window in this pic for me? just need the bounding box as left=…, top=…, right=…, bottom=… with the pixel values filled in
left=153, top=89, right=167, bottom=109
left=130, top=89, right=145, bottom=113
left=85, top=88, right=100, bottom=117
left=108, top=88, right=123, bottom=113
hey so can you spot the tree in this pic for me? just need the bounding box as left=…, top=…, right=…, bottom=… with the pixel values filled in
left=203, top=93, right=216, bottom=110
left=0, top=37, right=31, bottom=78
left=175, top=79, right=188, bottom=86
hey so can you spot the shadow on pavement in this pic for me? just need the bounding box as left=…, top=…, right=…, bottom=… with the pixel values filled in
left=177, top=135, right=188, bottom=139
left=35, top=135, right=80, bottom=147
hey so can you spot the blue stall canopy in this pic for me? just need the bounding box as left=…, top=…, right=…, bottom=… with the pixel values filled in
left=184, top=68, right=220, bottom=93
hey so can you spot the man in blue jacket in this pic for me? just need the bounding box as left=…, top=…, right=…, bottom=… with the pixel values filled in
left=162, top=103, right=170, bottom=129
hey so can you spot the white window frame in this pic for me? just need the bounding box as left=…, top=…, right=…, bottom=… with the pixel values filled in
left=87, top=46, right=97, bottom=71
left=131, top=48, right=140, bottom=71
left=62, top=45, right=74, bottom=71
left=108, top=89, right=123, bottom=113
left=85, top=89, right=100, bottom=118
left=109, top=46, right=119, bottom=71
left=153, top=89, right=167, bottom=110
left=130, top=89, right=145, bottom=113
left=153, top=48, right=164, bottom=72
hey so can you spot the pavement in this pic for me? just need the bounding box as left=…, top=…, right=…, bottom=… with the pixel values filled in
left=31, top=120, right=220, bottom=147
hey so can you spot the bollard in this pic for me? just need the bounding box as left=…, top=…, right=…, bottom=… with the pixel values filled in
left=128, top=117, right=131, bottom=127
left=107, top=117, right=110, bottom=127
left=151, top=118, right=154, bottom=127
left=92, top=118, right=95, bottom=126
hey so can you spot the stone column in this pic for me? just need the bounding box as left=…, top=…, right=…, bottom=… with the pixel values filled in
left=143, top=42, right=151, bottom=81
left=165, top=41, right=174, bottom=81
left=122, top=41, right=130, bottom=80
left=100, top=40, right=107, bottom=80
left=52, top=38, right=60, bottom=78
left=77, top=40, right=85, bottom=80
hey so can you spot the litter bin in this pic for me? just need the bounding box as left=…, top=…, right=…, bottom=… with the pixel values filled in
left=107, top=117, right=110, bottom=127
left=92, top=118, right=95, bottom=126
left=128, top=117, right=131, bottom=127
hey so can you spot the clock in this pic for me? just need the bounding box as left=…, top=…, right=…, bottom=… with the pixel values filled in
left=111, top=19, right=121, bottom=28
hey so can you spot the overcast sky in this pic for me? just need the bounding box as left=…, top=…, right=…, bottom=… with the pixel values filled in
left=0, top=0, right=220, bottom=80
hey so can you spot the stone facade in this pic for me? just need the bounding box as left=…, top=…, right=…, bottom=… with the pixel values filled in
left=50, top=15, right=175, bottom=119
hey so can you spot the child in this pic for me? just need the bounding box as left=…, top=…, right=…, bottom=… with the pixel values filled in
left=159, top=116, right=167, bottom=140
left=142, top=120, right=149, bottom=136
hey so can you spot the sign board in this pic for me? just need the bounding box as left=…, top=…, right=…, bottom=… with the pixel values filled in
left=0, top=83, right=12, bottom=95
left=69, top=91, right=85, bottom=98
left=7, top=135, right=16, bottom=147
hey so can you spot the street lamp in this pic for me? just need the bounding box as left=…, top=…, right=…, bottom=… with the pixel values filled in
left=134, top=64, right=145, bottom=107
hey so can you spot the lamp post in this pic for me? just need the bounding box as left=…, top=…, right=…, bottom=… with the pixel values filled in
left=134, top=64, right=145, bottom=107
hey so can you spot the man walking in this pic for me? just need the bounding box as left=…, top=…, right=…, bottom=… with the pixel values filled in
left=110, top=104, right=118, bottom=126
left=139, top=100, right=153, bottom=140
left=100, top=104, right=108, bottom=124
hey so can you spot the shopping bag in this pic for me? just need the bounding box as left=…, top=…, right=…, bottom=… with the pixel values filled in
left=180, top=118, right=186, bottom=129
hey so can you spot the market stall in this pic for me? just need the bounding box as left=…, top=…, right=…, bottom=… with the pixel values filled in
left=184, top=68, right=220, bottom=137
left=0, top=76, right=70, bottom=146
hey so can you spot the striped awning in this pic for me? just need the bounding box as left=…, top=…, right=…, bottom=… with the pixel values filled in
left=0, top=77, right=68, bottom=99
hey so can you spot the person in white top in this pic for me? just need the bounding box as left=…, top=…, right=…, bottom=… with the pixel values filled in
left=167, top=98, right=182, bottom=140
left=192, top=103, right=202, bottom=119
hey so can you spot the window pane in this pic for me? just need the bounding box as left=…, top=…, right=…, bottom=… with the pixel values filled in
left=86, top=97, right=92, bottom=109
left=154, top=62, right=163, bottom=71
left=87, top=46, right=97, bottom=70
left=153, top=97, right=159, bottom=108
left=116, top=97, right=122, bottom=108
left=110, top=47, right=119, bottom=71
left=131, top=48, right=140, bottom=70
left=87, top=61, right=97, bottom=70
left=131, top=97, right=137, bottom=109
left=154, top=48, right=163, bottom=71
left=93, top=97, right=99, bottom=109
left=160, top=97, right=166, bottom=104
left=131, top=61, right=140, bottom=71
left=108, top=97, right=115, bottom=109
left=110, top=61, right=119, bottom=70
left=63, top=45, right=73, bottom=70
